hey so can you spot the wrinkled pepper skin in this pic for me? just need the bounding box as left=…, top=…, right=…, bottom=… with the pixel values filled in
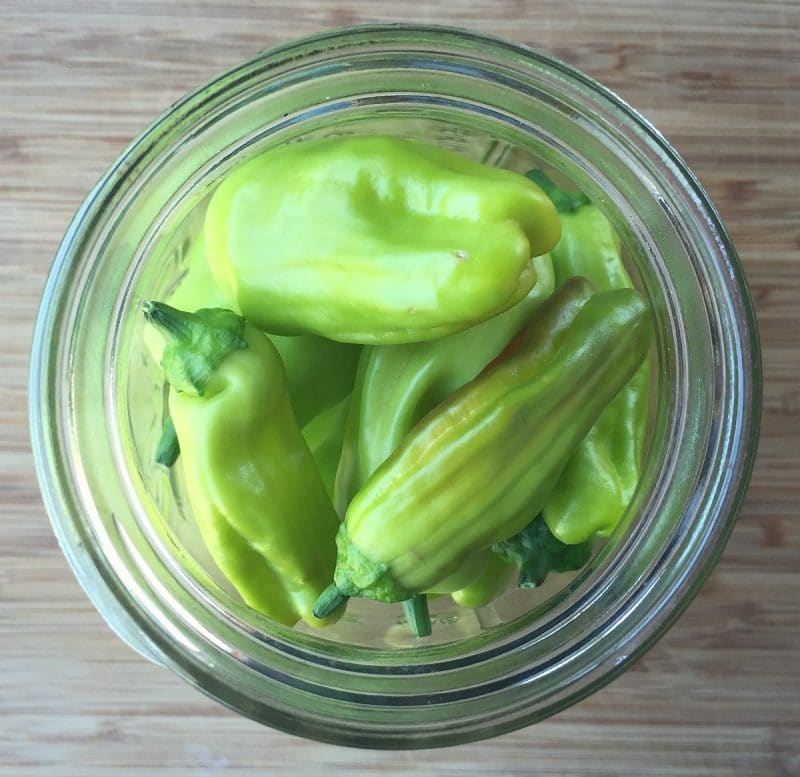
left=544, top=192, right=650, bottom=543
left=323, top=280, right=653, bottom=604
left=144, top=303, right=341, bottom=628
left=334, top=253, right=555, bottom=515
left=204, top=135, right=561, bottom=344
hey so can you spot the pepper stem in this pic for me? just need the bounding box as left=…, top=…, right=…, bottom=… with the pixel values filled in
left=155, top=415, right=180, bottom=467
left=403, top=594, right=432, bottom=637
left=312, top=584, right=349, bottom=619
left=525, top=169, right=590, bottom=214
left=141, top=300, right=194, bottom=341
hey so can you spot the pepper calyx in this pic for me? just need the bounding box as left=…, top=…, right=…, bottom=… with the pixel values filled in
left=492, top=515, right=593, bottom=589
left=142, top=301, right=247, bottom=395
left=155, top=414, right=180, bottom=467
left=333, top=525, right=412, bottom=603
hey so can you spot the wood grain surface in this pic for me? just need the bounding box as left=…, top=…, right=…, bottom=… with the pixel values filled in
left=2, top=1, right=798, bottom=775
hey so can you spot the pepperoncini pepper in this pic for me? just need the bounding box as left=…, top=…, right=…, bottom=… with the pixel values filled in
left=268, top=333, right=359, bottom=501
left=203, top=135, right=561, bottom=344
left=331, top=253, right=554, bottom=624
left=143, top=302, right=341, bottom=628
left=299, top=396, right=351, bottom=502
left=334, top=252, right=556, bottom=516
left=332, top=252, right=555, bottom=622
left=142, top=230, right=361, bottom=419
left=313, top=280, right=653, bottom=616
left=530, top=171, right=650, bottom=543
left=142, top=231, right=360, bottom=495
left=450, top=554, right=514, bottom=609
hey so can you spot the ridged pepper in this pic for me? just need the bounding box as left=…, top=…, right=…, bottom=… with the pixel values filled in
left=423, top=551, right=492, bottom=595
left=143, top=302, right=341, bottom=628
left=203, top=135, right=561, bottom=344
left=334, top=252, right=556, bottom=515
left=531, top=171, right=650, bottom=543
left=142, top=232, right=360, bottom=491
left=313, top=280, right=653, bottom=615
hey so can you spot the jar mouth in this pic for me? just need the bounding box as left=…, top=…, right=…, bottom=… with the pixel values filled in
left=30, top=24, right=761, bottom=748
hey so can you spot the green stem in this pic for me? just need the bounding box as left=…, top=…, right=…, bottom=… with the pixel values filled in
left=525, top=169, right=590, bottom=214
left=403, top=594, right=432, bottom=637
left=155, top=415, right=180, bottom=467
left=141, top=301, right=246, bottom=396
left=312, top=584, right=349, bottom=619
left=142, top=300, right=194, bottom=342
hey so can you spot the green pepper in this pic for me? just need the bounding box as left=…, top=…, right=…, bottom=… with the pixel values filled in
left=269, top=334, right=360, bottom=430
left=142, top=231, right=360, bottom=427
left=450, top=553, right=514, bottom=609
left=299, top=395, right=350, bottom=502
left=143, top=232, right=360, bottom=484
left=204, top=135, right=561, bottom=344
left=335, top=252, right=556, bottom=515
left=533, top=171, right=650, bottom=543
left=313, top=279, right=653, bottom=614
left=270, top=334, right=360, bottom=501
left=424, top=552, right=491, bottom=595
left=333, top=252, right=554, bottom=619
left=143, top=302, right=341, bottom=628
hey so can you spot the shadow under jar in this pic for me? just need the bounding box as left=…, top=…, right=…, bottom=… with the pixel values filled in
left=30, top=25, right=761, bottom=748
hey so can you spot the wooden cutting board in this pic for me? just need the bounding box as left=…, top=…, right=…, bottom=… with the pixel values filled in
left=2, top=2, right=798, bottom=774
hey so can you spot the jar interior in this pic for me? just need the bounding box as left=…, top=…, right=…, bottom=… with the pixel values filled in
left=118, top=107, right=659, bottom=651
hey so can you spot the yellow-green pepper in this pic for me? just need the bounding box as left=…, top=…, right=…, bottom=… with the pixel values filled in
left=143, top=302, right=341, bottom=628
left=204, top=135, right=561, bottom=344
left=313, top=279, right=653, bottom=616
left=334, top=253, right=555, bottom=516
left=143, top=231, right=360, bottom=491
left=268, top=333, right=360, bottom=500
left=299, top=395, right=350, bottom=503
left=332, top=252, right=555, bottom=622
left=530, top=171, right=650, bottom=543
left=450, top=554, right=514, bottom=609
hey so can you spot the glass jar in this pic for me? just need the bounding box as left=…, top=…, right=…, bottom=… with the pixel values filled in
left=30, top=25, right=761, bottom=748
